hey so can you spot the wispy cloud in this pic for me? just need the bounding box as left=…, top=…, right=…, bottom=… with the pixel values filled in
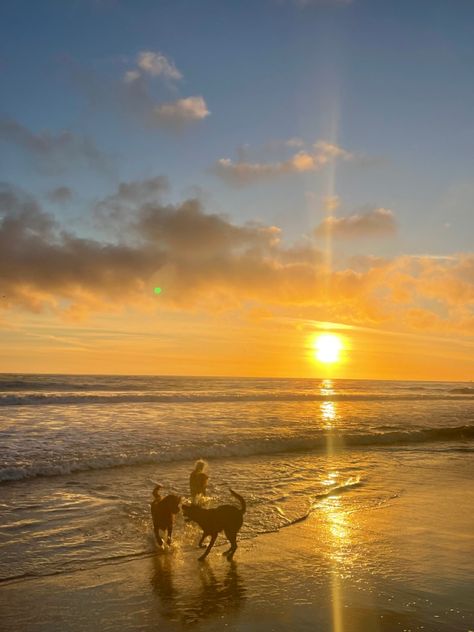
left=213, top=140, right=354, bottom=185
left=70, top=55, right=209, bottom=130
left=315, top=207, right=397, bottom=239
left=322, top=195, right=341, bottom=212
left=119, top=51, right=209, bottom=127
left=47, top=186, right=74, bottom=204
left=0, top=117, right=111, bottom=175
left=153, top=96, right=210, bottom=125
left=124, top=50, right=182, bottom=83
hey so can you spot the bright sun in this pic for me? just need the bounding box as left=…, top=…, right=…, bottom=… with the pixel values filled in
left=313, top=333, right=343, bottom=364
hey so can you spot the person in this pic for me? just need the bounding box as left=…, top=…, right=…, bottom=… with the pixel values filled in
left=189, top=459, right=209, bottom=504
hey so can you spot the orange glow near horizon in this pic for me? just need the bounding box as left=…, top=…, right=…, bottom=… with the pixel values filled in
left=1, top=309, right=474, bottom=380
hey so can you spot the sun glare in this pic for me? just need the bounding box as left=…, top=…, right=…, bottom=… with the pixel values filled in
left=314, top=334, right=343, bottom=364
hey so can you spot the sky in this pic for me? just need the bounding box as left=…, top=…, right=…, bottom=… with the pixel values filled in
left=0, top=0, right=473, bottom=380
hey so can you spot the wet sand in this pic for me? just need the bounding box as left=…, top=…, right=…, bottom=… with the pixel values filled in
left=1, top=465, right=473, bottom=632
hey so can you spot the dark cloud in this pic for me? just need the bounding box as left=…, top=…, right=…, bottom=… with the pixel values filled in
left=0, top=181, right=318, bottom=314
left=136, top=198, right=280, bottom=257
left=0, top=117, right=112, bottom=175
left=0, top=183, right=161, bottom=312
left=115, top=176, right=169, bottom=202
left=47, top=186, right=74, bottom=204
left=94, top=175, right=169, bottom=225
left=0, top=181, right=472, bottom=335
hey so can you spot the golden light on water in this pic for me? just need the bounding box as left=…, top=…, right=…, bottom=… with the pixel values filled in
left=321, top=401, right=337, bottom=428
left=314, top=333, right=343, bottom=364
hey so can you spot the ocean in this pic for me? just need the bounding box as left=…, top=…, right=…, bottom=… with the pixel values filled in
left=1, top=373, right=473, bottom=594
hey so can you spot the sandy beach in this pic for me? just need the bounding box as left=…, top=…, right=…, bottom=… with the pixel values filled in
left=2, top=450, right=473, bottom=632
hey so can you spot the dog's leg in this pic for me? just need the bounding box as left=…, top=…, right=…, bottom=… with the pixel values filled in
left=166, top=523, right=172, bottom=545
left=154, top=528, right=164, bottom=547
left=198, top=532, right=208, bottom=548
left=198, top=533, right=217, bottom=561
left=223, top=530, right=237, bottom=559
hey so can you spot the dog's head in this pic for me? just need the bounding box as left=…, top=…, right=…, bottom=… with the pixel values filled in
left=152, top=484, right=163, bottom=500
left=182, top=503, right=201, bottom=521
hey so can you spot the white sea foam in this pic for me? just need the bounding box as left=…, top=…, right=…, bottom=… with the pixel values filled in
left=1, top=425, right=473, bottom=483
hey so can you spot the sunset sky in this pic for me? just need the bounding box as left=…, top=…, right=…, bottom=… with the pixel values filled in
left=1, top=0, right=473, bottom=379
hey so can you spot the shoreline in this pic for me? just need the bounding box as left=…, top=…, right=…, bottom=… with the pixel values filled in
left=1, top=484, right=473, bottom=632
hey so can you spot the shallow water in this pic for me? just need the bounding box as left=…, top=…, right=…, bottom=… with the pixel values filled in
left=1, top=447, right=473, bottom=632
left=1, top=375, right=473, bottom=587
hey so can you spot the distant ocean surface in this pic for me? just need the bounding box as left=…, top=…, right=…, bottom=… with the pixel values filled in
left=1, top=374, right=473, bottom=584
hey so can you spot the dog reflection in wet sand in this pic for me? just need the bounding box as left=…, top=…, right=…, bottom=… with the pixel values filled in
left=151, top=556, right=246, bottom=625
left=182, top=489, right=246, bottom=561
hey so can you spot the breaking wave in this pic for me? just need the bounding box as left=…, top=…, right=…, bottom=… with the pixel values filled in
left=2, top=425, right=473, bottom=483
left=2, top=390, right=474, bottom=407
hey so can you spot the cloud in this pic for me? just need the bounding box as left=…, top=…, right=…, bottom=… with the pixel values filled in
left=123, top=70, right=141, bottom=83
left=136, top=51, right=182, bottom=80
left=47, top=186, right=74, bottom=204
left=115, top=175, right=169, bottom=202
left=70, top=57, right=208, bottom=130
left=0, top=117, right=111, bottom=175
left=0, top=182, right=283, bottom=315
left=153, top=96, right=210, bottom=125
left=315, top=207, right=397, bottom=239
left=94, top=175, right=169, bottom=227
left=135, top=198, right=281, bottom=257
left=213, top=140, right=354, bottom=185
left=1, top=181, right=472, bottom=336
left=322, top=195, right=341, bottom=212
left=285, top=137, right=305, bottom=148
left=0, top=183, right=161, bottom=314
left=123, top=51, right=182, bottom=84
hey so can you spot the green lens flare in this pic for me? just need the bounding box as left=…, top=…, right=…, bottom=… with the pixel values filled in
left=154, top=287, right=162, bottom=295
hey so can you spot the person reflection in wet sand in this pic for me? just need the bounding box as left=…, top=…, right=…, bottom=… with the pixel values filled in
left=151, top=556, right=246, bottom=625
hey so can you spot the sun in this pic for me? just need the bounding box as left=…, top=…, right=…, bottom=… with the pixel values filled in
left=313, top=333, right=343, bottom=364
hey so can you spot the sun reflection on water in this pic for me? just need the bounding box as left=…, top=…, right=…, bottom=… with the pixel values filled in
left=321, top=470, right=339, bottom=487
left=320, top=490, right=351, bottom=632
left=321, top=401, right=337, bottom=428
left=319, top=369, right=348, bottom=631
left=321, top=496, right=349, bottom=544
left=320, top=378, right=335, bottom=397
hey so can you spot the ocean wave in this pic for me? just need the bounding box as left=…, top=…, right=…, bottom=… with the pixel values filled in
left=2, top=390, right=474, bottom=407
left=1, top=425, right=473, bottom=484
left=449, top=387, right=474, bottom=395
left=0, top=380, right=138, bottom=392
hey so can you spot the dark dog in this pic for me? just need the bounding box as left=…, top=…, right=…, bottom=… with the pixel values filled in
left=182, top=489, right=246, bottom=561
left=151, top=485, right=181, bottom=547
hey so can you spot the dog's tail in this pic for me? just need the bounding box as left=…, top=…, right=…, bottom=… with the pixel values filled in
left=230, top=489, right=246, bottom=514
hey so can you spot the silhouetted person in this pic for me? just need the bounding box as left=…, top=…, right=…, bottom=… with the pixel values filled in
left=189, top=459, right=208, bottom=504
